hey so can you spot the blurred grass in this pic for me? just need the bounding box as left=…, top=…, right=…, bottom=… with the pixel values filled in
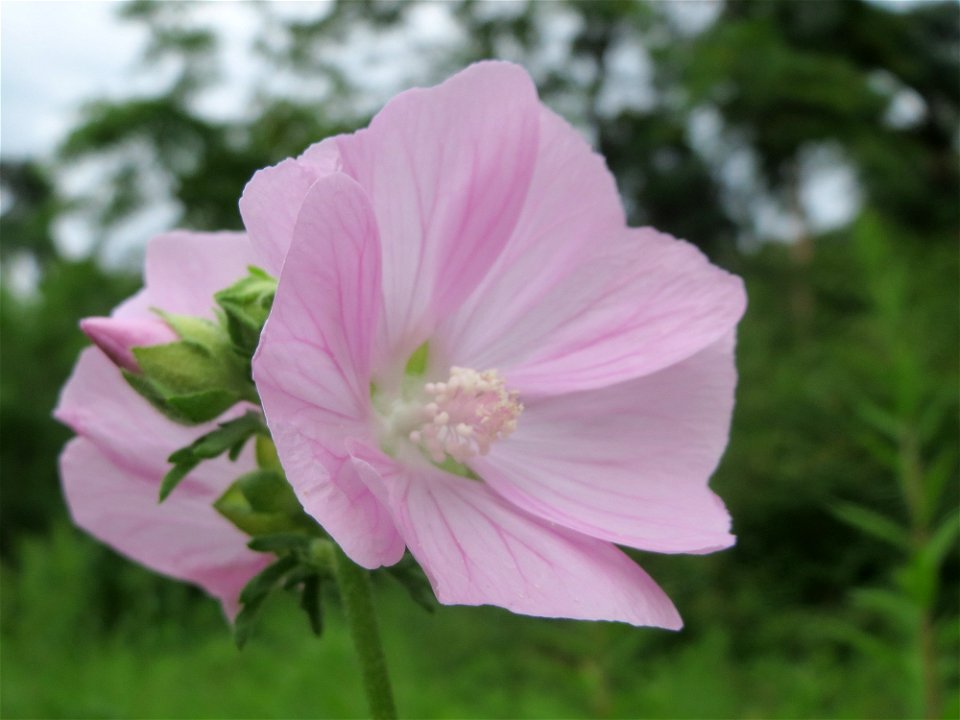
left=2, top=522, right=943, bottom=719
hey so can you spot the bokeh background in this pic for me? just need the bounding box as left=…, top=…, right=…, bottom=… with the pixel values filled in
left=2, top=1, right=958, bottom=718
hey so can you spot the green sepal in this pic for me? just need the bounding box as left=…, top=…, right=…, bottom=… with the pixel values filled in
left=122, top=308, right=255, bottom=425
left=234, top=554, right=298, bottom=649
left=214, top=266, right=277, bottom=358
left=164, top=390, right=245, bottom=425
left=255, top=435, right=283, bottom=471
left=159, top=412, right=266, bottom=501
left=247, top=533, right=312, bottom=554
left=299, top=574, right=324, bottom=637
left=381, top=552, right=437, bottom=614
left=214, top=469, right=316, bottom=536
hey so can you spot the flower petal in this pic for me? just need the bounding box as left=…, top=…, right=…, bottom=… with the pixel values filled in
left=270, top=426, right=405, bottom=569
left=472, top=334, right=738, bottom=554
left=434, top=106, right=625, bottom=369
left=352, top=451, right=682, bottom=628
left=60, top=437, right=268, bottom=618
left=239, top=138, right=341, bottom=276
left=144, top=231, right=257, bottom=318
left=490, top=225, right=743, bottom=394
left=253, top=172, right=404, bottom=568
left=336, top=61, right=540, bottom=362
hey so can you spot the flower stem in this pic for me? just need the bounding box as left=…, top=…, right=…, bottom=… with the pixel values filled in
left=333, top=547, right=397, bottom=719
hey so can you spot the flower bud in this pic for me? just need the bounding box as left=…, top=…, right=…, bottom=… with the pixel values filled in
left=80, top=316, right=178, bottom=373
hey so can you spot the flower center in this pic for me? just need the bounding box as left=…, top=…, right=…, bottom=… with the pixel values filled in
left=379, top=366, right=522, bottom=466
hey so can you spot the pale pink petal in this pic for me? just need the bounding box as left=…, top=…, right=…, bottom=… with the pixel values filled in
left=335, top=61, right=540, bottom=363
left=434, top=106, right=624, bottom=368
left=60, top=437, right=269, bottom=618
left=269, top=425, right=405, bottom=569
left=253, top=173, right=404, bottom=568
left=352, top=451, right=681, bottom=628
left=239, top=138, right=341, bottom=275
left=80, top=315, right=178, bottom=372
left=472, top=334, right=738, bottom=554
left=466, top=225, right=744, bottom=394
left=144, top=231, right=257, bottom=318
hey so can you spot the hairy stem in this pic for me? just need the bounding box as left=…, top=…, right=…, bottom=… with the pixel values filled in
left=333, top=547, right=397, bottom=719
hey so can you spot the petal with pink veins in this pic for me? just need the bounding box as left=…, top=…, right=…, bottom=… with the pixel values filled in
left=239, top=138, right=342, bottom=276
left=481, top=226, right=744, bottom=395
left=351, top=451, right=682, bottom=628
left=60, top=437, right=268, bottom=618
left=434, top=106, right=624, bottom=371
left=472, top=334, right=738, bottom=554
left=144, top=231, right=258, bottom=318
left=253, top=172, right=404, bottom=568
left=336, top=61, right=540, bottom=363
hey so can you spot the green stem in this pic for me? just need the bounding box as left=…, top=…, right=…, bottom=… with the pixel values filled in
left=332, top=547, right=397, bottom=719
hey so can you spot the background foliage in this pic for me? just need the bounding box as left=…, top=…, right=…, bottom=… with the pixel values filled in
left=2, top=1, right=957, bottom=718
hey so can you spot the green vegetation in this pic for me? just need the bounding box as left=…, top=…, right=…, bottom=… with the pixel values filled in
left=2, top=1, right=957, bottom=717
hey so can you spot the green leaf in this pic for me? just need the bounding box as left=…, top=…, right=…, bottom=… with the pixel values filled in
left=921, top=508, right=960, bottom=572
left=239, top=554, right=297, bottom=605
left=234, top=554, right=297, bottom=649
left=168, top=412, right=265, bottom=463
left=247, top=533, right=312, bottom=553
left=300, top=574, right=324, bottom=637
left=851, top=587, right=918, bottom=628
left=830, top=502, right=911, bottom=550
left=160, top=412, right=266, bottom=501
left=404, top=341, right=429, bottom=377
left=214, top=267, right=277, bottom=357
left=164, top=390, right=242, bottom=424
left=158, top=458, right=201, bottom=502
left=383, top=553, right=436, bottom=613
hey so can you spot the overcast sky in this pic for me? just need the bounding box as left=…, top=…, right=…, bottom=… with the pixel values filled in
left=1, top=0, right=860, bottom=262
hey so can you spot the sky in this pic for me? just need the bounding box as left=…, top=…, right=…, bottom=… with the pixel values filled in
left=1, top=0, right=862, bottom=267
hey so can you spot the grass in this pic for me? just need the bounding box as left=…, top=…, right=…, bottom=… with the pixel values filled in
left=1, top=523, right=952, bottom=719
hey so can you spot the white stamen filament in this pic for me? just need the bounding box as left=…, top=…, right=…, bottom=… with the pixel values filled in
left=406, top=367, right=523, bottom=464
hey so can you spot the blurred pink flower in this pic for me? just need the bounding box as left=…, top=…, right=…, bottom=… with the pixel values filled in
left=55, top=231, right=269, bottom=617
left=245, top=62, right=747, bottom=628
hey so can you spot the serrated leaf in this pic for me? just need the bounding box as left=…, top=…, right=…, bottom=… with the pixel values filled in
left=160, top=413, right=265, bottom=501
left=168, top=412, right=265, bottom=463
left=830, top=502, right=911, bottom=550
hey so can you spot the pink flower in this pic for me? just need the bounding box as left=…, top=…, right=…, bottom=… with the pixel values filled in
left=55, top=231, right=270, bottom=617
left=244, top=62, right=746, bottom=627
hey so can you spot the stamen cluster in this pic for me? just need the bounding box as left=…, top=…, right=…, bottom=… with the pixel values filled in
left=409, top=367, right=522, bottom=464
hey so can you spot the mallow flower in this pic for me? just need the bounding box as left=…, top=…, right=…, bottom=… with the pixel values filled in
left=243, top=61, right=746, bottom=628
left=54, top=231, right=270, bottom=617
